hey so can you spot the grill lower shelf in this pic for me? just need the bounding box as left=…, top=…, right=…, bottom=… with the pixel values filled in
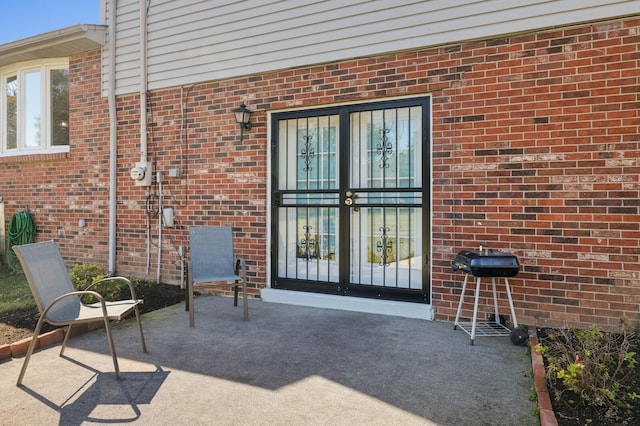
left=455, top=321, right=511, bottom=338
left=453, top=272, right=519, bottom=344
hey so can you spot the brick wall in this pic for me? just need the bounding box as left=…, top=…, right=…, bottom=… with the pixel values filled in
left=112, top=15, right=637, bottom=329
left=429, top=18, right=640, bottom=330
left=0, top=49, right=111, bottom=267
left=3, top=16, right=638, bottom=330
left=113, top=84, right=270, bottom=289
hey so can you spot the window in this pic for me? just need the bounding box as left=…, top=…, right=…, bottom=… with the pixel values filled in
left=50, top=69, right=69, bottom=146
left=5, top=76, right=16, bottom=149
left=1, top=61, right=69, bottom=155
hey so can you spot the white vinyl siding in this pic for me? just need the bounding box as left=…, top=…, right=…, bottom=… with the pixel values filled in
left=103, top=0, right=640, bottom=96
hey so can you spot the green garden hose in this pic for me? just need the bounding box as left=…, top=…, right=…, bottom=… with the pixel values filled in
left=7, top=210, right=36, bottom=271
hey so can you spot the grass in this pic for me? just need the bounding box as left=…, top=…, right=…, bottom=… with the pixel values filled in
left=0, top=262, right=186, bottom=346
left=0, top=263, right=187, bottom=317
left=0, top=265, right=36, bottom=315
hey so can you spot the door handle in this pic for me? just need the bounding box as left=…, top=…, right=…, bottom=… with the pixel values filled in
left=344, top=190, right=353, bottom=206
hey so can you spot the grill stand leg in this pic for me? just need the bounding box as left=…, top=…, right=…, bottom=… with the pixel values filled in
left=453, top=273, right=469, bottom=331
left=470, top=276, right=481, bottom=345
left=492, top=277, right=500, bottom=325
left=504, top=277, right=518, bottom=328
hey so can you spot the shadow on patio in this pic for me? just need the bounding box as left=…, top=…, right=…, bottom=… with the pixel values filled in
left=0, top=296, right=537, bottom=425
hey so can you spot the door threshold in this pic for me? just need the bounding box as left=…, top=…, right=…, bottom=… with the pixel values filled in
left=261, top=288, right=434, bottom=320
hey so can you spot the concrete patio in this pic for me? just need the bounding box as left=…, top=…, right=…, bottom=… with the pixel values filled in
left=0, top=296, right=537, bottom=425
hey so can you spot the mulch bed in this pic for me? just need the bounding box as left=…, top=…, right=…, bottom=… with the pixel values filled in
left=1, top=283, right=185, bottom=346
left=536, top=328, right=640, bottom=426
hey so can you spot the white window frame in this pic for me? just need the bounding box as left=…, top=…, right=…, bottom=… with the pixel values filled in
left=0, top=59, right=70, bottom=156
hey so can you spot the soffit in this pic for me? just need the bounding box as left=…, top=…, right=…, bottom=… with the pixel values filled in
left=0, top=24, right=106, bottom=68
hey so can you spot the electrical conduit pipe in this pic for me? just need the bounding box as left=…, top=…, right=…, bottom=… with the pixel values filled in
left=108, top=0, right=117, bottom=274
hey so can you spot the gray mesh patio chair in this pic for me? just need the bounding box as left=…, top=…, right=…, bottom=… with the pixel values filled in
left=13, top=240, right=146, bottom=386
left=188, top=226, right=249, bottom=327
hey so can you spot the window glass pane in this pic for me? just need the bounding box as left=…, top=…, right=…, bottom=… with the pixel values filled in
left=24, top=71, right=41, bottom=148
left=6, top=76, right=17, bottom=149
left=50, top=69, right=69, bottom=146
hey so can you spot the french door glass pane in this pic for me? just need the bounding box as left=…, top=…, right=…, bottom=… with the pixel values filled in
left=277, top=115, right=340, bottom=282
left=278, top=115, right=339, bottom=191
left=277, top=206, right=339, bottom=282
left=348, top=106, right=423, bottom=289
left=349, top=207, right=422, bottom=289
left=350, top=106, right=421, bottom=189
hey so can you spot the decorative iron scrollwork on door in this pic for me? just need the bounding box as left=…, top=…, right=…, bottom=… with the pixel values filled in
left=298, top=225, right=316, bottom=261
left=376, top=127, right=392, bottom=169
left=300, top=134, right=315, bottom=172
left=376, top=226, right=394, bottom=266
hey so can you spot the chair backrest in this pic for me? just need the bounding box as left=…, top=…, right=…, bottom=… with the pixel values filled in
left=189, top=226, right=237, bottom=282
left=13, top=240, right=80, bottom=322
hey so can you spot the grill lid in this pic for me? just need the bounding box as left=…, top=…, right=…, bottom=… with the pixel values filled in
left=452, top=249, right=520, bottom=277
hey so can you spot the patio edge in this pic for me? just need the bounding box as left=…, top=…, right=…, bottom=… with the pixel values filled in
left=529, top=325, right=558, bottom=426
left=0, top=328, right=67, bottom=361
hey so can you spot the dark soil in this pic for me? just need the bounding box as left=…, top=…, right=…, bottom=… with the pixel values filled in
left=537, top=328, right=640, bottom=426
left=0, top=283, right=185, bottom=346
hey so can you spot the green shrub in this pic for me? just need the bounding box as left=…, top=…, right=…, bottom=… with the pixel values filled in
left=536, top=318, right=638, bottom=419
left=69, top=263, right=124, bottom=303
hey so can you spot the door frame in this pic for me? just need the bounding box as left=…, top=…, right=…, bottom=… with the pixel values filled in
left=267, top=95, right=432, bottom=304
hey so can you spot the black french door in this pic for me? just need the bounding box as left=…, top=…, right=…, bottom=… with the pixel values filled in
left=271, top=98, right=430, bottom=302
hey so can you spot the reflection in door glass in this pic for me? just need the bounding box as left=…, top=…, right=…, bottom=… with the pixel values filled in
left=350, top=106, right=421, bottom=189
left=349, top=106, right=423, bottom=290
left=279, top=206, right=339, bottom=282
left=277, top=115, right=341, bottom=283
left=350, top=207, right=422, bottom=289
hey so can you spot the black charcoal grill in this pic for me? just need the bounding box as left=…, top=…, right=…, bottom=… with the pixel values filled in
left=452, top=245, right=520, bottom=345
left=451, top=248, right=520, bottom=277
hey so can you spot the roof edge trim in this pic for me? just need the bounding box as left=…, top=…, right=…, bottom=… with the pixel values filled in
left=0, top=24, right=106, bottom=67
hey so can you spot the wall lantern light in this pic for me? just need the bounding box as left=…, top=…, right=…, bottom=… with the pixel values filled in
left=233, top=103, right=253, bottom=132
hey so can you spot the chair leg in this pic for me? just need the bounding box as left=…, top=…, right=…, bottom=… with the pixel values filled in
left=184, top=285, right=189, bottom=311
left=188, top=278, right=195, bottom=328
left=16, top=316, right=46, bottom=386
left=237, top=259, right=249, bottom=321
left=185, top=264, right=190, bottom=312
left=60, top=323, right=73, bottom=356
left=242, top=279, right=249, bottom=322
left=234, top=283, right=239, bottom=306
left=134, top=305, right=147, bottom=353
left=102, top=317, right=121, bottom=380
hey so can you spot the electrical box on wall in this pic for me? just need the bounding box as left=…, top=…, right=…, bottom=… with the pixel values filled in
left=162, top=207, right=174, bottom=227
left=130, top=161, right=152, bottom=186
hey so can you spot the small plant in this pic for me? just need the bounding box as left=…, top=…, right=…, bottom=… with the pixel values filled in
left=69, top=263, right=124, bottom=303
left=536, top=317, right=639, bottom=419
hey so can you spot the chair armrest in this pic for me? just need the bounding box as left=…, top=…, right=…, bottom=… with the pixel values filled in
left=86, top=276, right=141, bottom=301
left=41, top=290, right=107, bottom=319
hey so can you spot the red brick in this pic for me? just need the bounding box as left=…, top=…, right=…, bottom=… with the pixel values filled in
left=0, top=344, right=11, bottom=360
left=37, top=328, right=65, bottom=348
left=10, top=337, right=38, bottom=357
left=540, top=409, right=559, bottom=426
